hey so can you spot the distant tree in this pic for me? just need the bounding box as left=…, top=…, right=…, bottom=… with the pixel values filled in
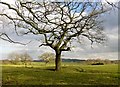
left=20, top=52, right=32, bottom=67
left=8, top=52, right=32, bottom=66
left=104, top=59, right=111, bottom=64
left=86, top=58, right=104, bottom=65
left=2, top=59, right=11, bottom=64
left=86, top=59, right=94, bottom=64
left=8, top=52, right=20, bottom=64
left=95, top=58, right=102, bottom=63
left=39, top=52, right=55, bottom=64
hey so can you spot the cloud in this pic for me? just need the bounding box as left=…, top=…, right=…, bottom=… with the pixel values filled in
left=102, top=9, right=118, bottom=30
left=1, top=0, right=15, bottom=5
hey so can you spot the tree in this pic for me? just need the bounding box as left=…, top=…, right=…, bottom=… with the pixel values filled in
left=8, top=52, right=32, bottom=66
left=104, top=59, right=111, bottom=64
left=39, top=52, right=55, bottom=64
left=20, top=52, right=32, bottom=67
left=8, top=52, right=20, bottom=64
left=0, top=0, right=113, bottom=71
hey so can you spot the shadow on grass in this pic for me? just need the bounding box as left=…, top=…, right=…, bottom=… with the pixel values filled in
left=45, top=68, right=55, bottom=71
left=45, top=66, right=69, bottom=71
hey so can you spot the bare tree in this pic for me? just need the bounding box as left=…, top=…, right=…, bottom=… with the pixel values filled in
left=8, top=52, right=20, bottom=64
left=8, top=52, right=32, bottom=66
left=20, top=52, right=32, bottom=67
left=0, top=0, right=112, bottom=71
left=39, top=52, right=55, bottom=64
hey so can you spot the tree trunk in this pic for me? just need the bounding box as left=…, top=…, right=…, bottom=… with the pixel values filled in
left=55, top=51, right=61, bottom=71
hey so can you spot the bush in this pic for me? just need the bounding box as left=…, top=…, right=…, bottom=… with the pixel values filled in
left=91, top=62, right=104, bottom=65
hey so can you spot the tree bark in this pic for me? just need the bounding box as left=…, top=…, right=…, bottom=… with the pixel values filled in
left=55, top=51, right=61, bottom=71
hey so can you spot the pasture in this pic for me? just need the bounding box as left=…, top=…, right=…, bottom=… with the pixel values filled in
left=1, top=62, right=119, bottom=85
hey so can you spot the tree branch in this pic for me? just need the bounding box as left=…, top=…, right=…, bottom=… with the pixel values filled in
left=0, top=33, right=31, bottom=45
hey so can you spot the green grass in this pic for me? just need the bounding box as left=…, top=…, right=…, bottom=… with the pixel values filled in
left=1, top=62, right=119, bottom=85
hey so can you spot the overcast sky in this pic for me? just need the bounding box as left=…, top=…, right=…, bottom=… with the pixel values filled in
left=0, top=0, right=119, bottom=60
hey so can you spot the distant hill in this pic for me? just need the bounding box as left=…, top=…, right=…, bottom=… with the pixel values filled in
left=62, top=59, right=85, bottom=62
left=33, top=59, right=85, bottom=62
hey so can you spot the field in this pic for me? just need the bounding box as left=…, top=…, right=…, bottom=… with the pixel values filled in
left=1, top=62, right=119, bottom=86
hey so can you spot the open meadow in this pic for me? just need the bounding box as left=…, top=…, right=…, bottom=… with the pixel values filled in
left=1, top=62, right=119, bottom=86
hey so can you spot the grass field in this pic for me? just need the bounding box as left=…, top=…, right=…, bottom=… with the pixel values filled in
left=1, top=62, right=119, bottom=85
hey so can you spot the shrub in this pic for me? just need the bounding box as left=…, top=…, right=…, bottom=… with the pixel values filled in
left=91, top=62, right=104, bottom=65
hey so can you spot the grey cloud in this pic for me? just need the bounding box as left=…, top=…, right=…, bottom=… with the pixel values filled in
left=102, top=9, right=118, bottom=30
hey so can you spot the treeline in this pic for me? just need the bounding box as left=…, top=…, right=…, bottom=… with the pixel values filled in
left=2, top=52, right=55, bottom=65
left=2, top=51, right=119, bottom=66
left=62, top=59, right=85, bottom=62
left=2, top=52, right=32, bottom=67
left=61, top=58, right=118, bottom=65
left=85, top=59, right=118, bottom=65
